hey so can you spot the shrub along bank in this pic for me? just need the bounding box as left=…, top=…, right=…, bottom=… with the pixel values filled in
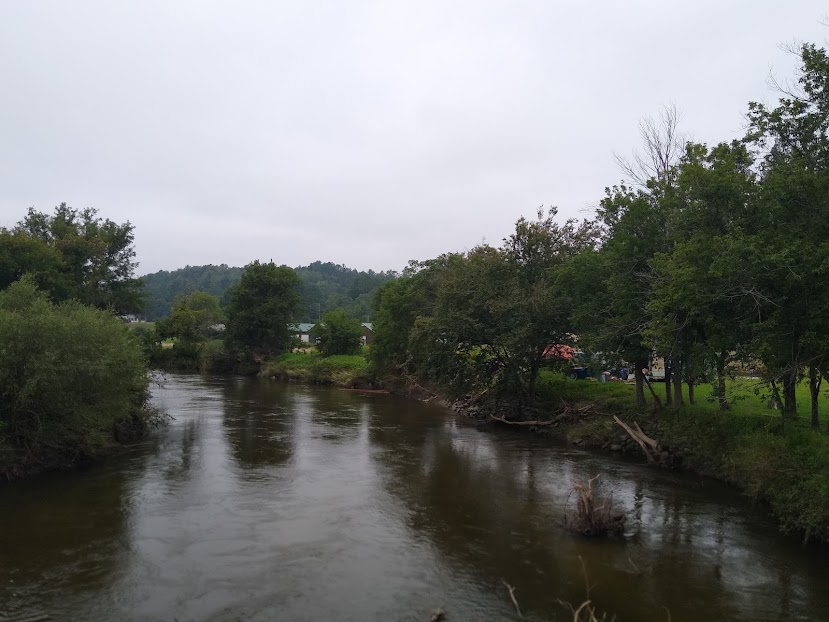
left=0, top=279, right=159, bottom=479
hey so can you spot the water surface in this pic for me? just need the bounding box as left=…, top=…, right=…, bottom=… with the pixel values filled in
left=1, top=374, right=827, bottom=621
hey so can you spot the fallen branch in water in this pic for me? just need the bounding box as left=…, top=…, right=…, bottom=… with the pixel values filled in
left=490, top=415, right=554, bottom=427
left=612, top=416, right=656, bottom=463
left=501, top=580, right=523, bottom=618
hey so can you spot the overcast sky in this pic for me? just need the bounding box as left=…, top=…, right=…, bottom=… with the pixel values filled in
left=1, top=1, right=826, bottom=275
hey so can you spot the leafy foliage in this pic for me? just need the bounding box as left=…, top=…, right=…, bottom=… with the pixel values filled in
left=0, top=278, right=152, bottom=477
left=141, top=261, right=396, bottom=322
left=310, top=308, right=363, bottom=356
left=1, top=203, right=143, bottom=313
left=142, top=264, right=244, bottom=320
left=224, top=261, right=302, bottom=356
left=156, top=291, right=224, bottom=342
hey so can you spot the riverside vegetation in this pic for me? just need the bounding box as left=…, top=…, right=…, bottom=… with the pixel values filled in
left=2, top=41, right=829, bottom=545
left=0, top=206, right=156, bottom=479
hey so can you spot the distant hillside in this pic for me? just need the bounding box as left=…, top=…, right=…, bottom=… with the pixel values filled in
left=142, top=261, right=397, bottom=321
left=142, top=264, right=244, bottom=320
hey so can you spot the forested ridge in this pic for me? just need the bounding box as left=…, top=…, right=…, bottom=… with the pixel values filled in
left=142, top=261, right=396, bottom=322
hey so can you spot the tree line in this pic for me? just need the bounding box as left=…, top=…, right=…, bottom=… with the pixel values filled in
left=148, top=260, right=367, bottom=370
left=370, top=42, right=829, bottom=426
left=142, top=260, right=396, bottom=322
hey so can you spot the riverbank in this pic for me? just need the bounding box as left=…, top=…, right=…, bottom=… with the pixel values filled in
left=445, top=371, right=829, bottom=545
left=261, top=352, right=378, bottom=388
left=255, top=356, right=829, bottom=545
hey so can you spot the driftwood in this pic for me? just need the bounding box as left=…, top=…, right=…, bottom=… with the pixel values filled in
left=502, top=580, right=523, bottom=618
left=339, top=388, right=390, bottom=394
left=612, top=416, right=659, bottom=463
left=489, top=415, right=554, bottom=427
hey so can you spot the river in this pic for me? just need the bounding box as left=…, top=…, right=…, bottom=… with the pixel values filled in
left=1, top=374, right=827, bottom=621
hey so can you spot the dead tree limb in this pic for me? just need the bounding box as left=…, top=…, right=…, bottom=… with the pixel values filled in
left=490, top=415, right=553, bottom=427
left=502, top=580, right=523, bottom=618
left=613, top=416, right=656, bottom=462
left=633, top=422, right=659, bottom=451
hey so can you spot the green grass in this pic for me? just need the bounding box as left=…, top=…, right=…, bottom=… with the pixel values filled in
left=262, top=351, right=372, bottom=386
left=538, top=370, right=829, bottom=423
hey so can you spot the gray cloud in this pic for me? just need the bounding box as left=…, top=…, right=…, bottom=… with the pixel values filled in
left=1, top=0, right=826, bottom=273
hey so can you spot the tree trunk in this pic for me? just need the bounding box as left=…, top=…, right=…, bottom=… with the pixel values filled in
left=685, top=356, right=696, bottom=405
left=634, top=362, right=646, bottom=409
left=716, top=355, right=729, bottom=411
left=782, top=369, right=798, bottom=419
left=809, top=365, right=821, bottom=429
left=821, top=368, right=829, bottom=434
left=664, top=358, right=673, bottom=407
left=673, top=358, right=684, bottom=407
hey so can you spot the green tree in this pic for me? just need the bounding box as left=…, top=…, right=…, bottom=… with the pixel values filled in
left=646, top=141, right=757, bottom=410
left=225, top=260, right=301, bottom=356
left=311, top=308, right=363, bottom=356
left=409, top=209, right=594, bottom=409
left=0, top=229, right=68, bottom=297
left=564, top=186, right=668, bottom=409
left=7, top=203, right=144, bottom=313
left=157, top=291, right=224, bottom=342
left=370, top=258, right=448, bottom=375
left=743, top=42, right=829, bottom=420
left=0, top=278, right=152, bottom=477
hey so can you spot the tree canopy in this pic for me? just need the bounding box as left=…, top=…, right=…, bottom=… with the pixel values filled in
left=1, top=203, right=143, bottom=314
left=0, top=278, right=151, bottom=477
left=311, top=308, right=363, bottom=356
left=370, top=41, right=829, bottom=425
left=224, top=261, right=302, bottom=356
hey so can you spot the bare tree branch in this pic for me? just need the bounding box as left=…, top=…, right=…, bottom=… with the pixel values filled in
left=613, top=103, right=688, bottom=188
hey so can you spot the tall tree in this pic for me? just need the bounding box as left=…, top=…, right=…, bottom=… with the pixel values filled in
left=744, top=43, right=829, bottom=419
left=157, top=291, right=224, bottom=342
left=311, top=308, right=364, bottom=356
left=224, top=261, right=301, bottom=356
left=9, top=203, right=143, bottom=313
left=647, top=141, right=757, bottom=410
left=566, top=186, right=668, bottom=409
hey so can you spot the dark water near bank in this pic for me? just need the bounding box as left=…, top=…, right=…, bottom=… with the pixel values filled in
left=1, top=375, right=827, bottom=621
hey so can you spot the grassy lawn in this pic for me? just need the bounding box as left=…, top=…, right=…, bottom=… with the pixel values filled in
left=539, top=369, right=829, bottom=424
left=262, top=351, right=371, bottom=386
